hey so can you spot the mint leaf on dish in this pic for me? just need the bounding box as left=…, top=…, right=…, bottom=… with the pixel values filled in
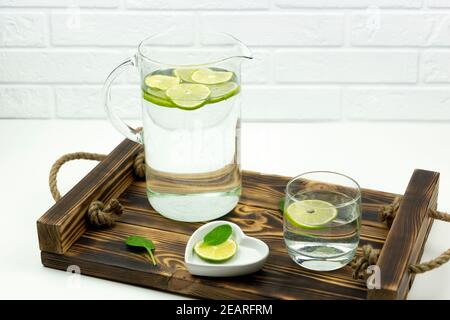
left=203, top=224, right=232, bottom=246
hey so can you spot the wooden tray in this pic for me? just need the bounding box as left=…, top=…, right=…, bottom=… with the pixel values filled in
left=37, top=139, right=439, bottom=300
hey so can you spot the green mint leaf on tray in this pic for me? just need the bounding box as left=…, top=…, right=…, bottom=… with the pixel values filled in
left=279, top=197, right=286, bottom=213
left=126, top=235, right=157, bottom=266
left=203, top=224, right=232, bottom=246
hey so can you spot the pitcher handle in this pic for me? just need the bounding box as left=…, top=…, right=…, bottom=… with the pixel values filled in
left=102, top=56, right=142, bottom=144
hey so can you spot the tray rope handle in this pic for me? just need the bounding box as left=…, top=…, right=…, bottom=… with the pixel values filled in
left=352, top=197, right=450, bottom=279
left=48, top=151, right=145, bottom=227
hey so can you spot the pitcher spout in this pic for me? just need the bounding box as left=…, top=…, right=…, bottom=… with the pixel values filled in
left=224, top=33, right=253, bottom=63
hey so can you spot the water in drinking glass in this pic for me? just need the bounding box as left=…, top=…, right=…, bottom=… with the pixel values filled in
left=141, top=67, right=241, bottom=222
left=283, top=173, right=361, bottom=271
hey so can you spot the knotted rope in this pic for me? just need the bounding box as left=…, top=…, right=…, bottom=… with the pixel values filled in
left=351, top=198, right=450, bottom=279
left=49, top=151, right=145, bottom=227
left=133, top=151, right=146, bottom=179
left=351, top=245, right=380, bottom=280
left=379, top=196, right=401, bottom=228
left=87, top=199, right=123, bottom=227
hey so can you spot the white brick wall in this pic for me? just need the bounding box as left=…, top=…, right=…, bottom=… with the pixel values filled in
left=201, top=13, right=344, bottom=46
left=275, top=51, right=418, bottom=83
left=1, top=1, right=450, bottom=121
left=0, top=13, right=47, bottom=47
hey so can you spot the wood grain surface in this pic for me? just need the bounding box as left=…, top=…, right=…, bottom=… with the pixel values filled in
left=37, top=139, right=142, bottom=253
left=368, top=169, right=439, bottom=300
left=38, top=139, right=437, bottom=300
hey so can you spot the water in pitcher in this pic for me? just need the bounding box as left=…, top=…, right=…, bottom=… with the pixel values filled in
left=141, top=67, right=241, bottom=222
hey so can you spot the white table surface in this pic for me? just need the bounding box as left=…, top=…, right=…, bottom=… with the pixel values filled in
left=0, top=119, right=449, bottom=300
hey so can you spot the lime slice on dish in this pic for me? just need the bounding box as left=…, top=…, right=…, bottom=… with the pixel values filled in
left=173, top=68, right=197, bottom=82
left=191, top=68, right=233, bottom=85
left=166, top=83, right=211, bottom=110
left=144, top=74, right=180, bottom=90
left=209, top=82, right=240, bottom=103
left=194, top=239, right=237, bottom=263
left=286, top=200, right=338, bottom=229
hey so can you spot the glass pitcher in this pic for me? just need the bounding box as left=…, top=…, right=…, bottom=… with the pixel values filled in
left=103, top=31, right=252, bottom=222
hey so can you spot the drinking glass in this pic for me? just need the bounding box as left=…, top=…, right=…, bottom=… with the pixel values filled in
left=283, top=171, right=361, bottom=271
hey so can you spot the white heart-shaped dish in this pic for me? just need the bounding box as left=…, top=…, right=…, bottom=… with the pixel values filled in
left=184, top=220, right=269, bottom=277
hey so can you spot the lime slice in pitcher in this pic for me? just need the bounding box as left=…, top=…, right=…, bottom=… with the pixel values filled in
left=142, top=90, right=176, bottom=108
left=143, top=86, right=168, bottom=99
left=209, top=82, right=240, bottom=103
left=286, top=200, right=338, bottom=229
left=173, top=68, right=197, bottom=82
left=191, top=68, right=233, bottom=85
left=144, top=74, right=180, bottom=90
left=166, top=83, right=211, bottom=110
left=194, top=239, right=237, bottom=262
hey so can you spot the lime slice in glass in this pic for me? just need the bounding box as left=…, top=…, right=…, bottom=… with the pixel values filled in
left=144, top=74, right=180, bottom=90
left=166, top=83, right=211, bottom=110
left=194, top=239, right=237, bottom=263
left=286, top=200, right=338, bottom=229
left=209, top=82, right=240, bottom=103
left=191, top=68, right=233, bottom=85
left=173, top=68, right=197, bottom=82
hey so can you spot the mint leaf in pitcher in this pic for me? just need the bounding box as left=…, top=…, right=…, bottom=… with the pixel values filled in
left=203, top=224, right=233, bottom=246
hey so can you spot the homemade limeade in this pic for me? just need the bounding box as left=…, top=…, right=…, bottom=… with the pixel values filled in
left=284, top=190, right=360, bottom=271
left=141, top=67, right=241, bottom=222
